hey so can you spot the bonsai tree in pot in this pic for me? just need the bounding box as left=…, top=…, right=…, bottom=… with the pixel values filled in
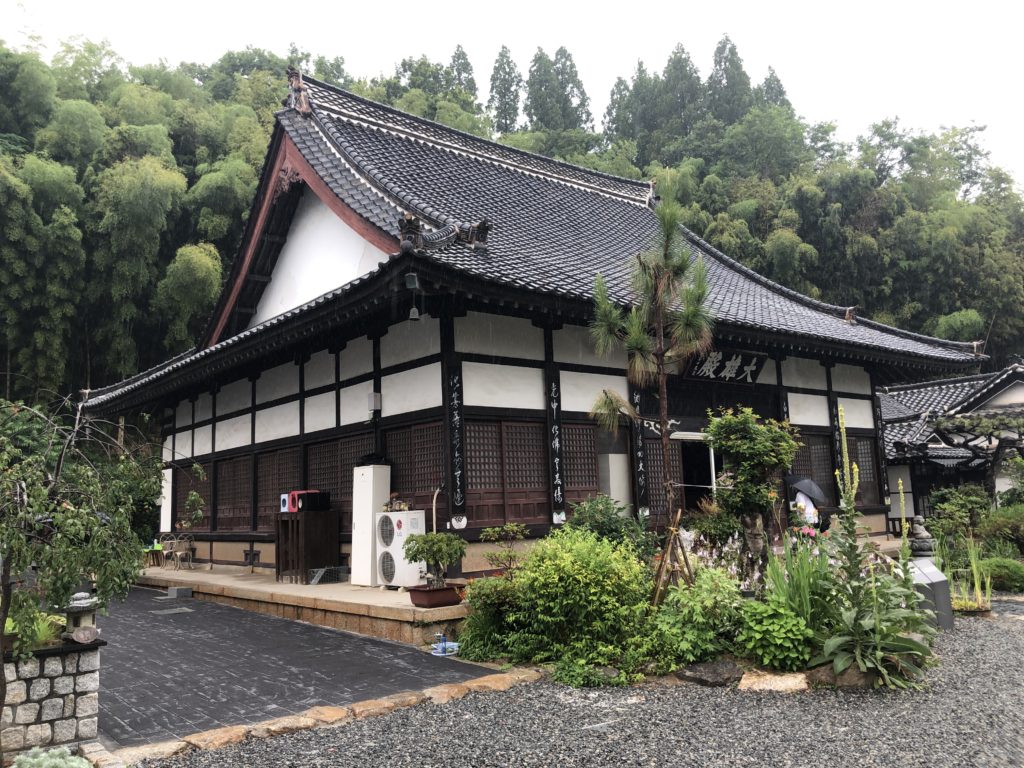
left=403, top=531, right=467, bottom=607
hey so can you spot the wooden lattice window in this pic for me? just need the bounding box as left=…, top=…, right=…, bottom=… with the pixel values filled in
left=385, top=428, right=415, bottom=496
left=791, top=434, right=837, bottom=507
left=466, top=422, right=502, bottom=491
left=643, top=439, right=683, bottom=523
left=466, top=420, right=549, bottom=527
left=414, top=422, right=444, bottom=493
left=256, top=447, right=301, bottom=531
left=851, top=436, right=880, bottom=506
left=563, top=423, right=599, bottom=504
left=338, top=432, right=374, bottom=533
left=216, top=456, right=252, bottom=531
left=173, top=462, right=211, bottom=531
left=385, top=423, right=446, bottom=515
left=503, top=423, right=547, bottom=490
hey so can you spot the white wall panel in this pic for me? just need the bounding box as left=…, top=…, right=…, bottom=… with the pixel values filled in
left=304, top=392, right=336, bottom=433
left=340, top=380, right=375, bottom=426
left=782, top=357, right=827, bottom=390
left=381, top=318, right=441, bottom=368
left=838, top=397, right=874, bottom=429
left=160, top=468, right=173, bottom=535
left=305, top=349, right=336, bottom=389
left=381, top=363, right=443, bottom=417
left=757, top=358, right=778, bottom=386
left=217, top=414, right=251, bottom=450
left=787, top=393, right=830, bottom=426
left=888, top=465, right=912, bottom=517
left=162, top=435, right=173, bottom=462
left=195, top=393, right=213, bottom=422
left=174, top=401, right=191, bottom=428
left=193, top=424, right=212, bottom=457
left=981, top=382, right=1024, bottom=408
left=464, top=363, right=544, bottom=410
left=217, top=379, right=251, bottom=415
left=255, top=402, right=300, bottom=444
left=599, top=453, right=633, bottom=510
left=560, top=371, right=629, bottom=414
left=832, top=364, right=872, bottom=395
left=176, top=430, right=193, bottom=458
left=248, top=193, right=388, bottom=326
left=455, top=312, right=544, bottom=360
left=341, top=336, right=373, bottom=378
left=256, top=362, right=299, bottom=404
left=553, top=324, right=626, bottom=368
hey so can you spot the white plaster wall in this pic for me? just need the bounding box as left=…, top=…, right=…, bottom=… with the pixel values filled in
left=788, top=393, right=830, bottom=426
left=888, top=465, right=913, bottom=518
left=305, top=391, right=336, bottom=433
left=217, top=379, right=252, bottom=415
left=981, top=382, right=1024, bottom=409
left=381, top=318, right=441, bottom=368
left=553, top=324, right=627, bottom=368
left=160, top=468, right=173, bottom=534
left=757, top=359, right=778, bottom=386
left=175, top=430, right=192, bottom=459
left=340, top=380, right=375, bottom=426
left=832, top=364, right=872, bottom=395
left=599, top=453, right=633, bottom=510
left=838, top=397, right=874, bottom=429
left=382, top=363, right=443, bottom=417
left=781, top=357, right=827, bottom=390
left=255, top=402, right=300, bottom=444
left=193, top=424, right=212, bottom=457
left=195, top=393, right=213, bottom=422
left=248, top=193, right=389, bottom=327
left=560, top=371, right=630, bottom=414
left=341, top=336, right=374, bottom=378
left=305, top=349, right=336, bottom=389
left=162, top=435, right=173, bottom=462
left=175, top=401, right=191, bottom=428
left=464, top=362, right=544, bottom=410
left=455, top=312, right=544, bottom=360
left=217, top=414, right=251, bottom=450
left=256, top=362, right=299, bottom=404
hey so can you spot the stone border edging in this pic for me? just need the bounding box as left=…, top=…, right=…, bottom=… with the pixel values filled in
left=79, top=668, right=545, bottom=767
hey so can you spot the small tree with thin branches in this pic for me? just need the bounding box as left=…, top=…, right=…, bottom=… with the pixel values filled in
left=589, top=195, right=714, bottom=601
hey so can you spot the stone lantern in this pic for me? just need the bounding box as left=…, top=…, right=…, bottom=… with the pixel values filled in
left=64, top=592, right=100, bottom=644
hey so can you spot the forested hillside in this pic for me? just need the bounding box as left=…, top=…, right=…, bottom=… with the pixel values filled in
left=1, top=37, right=1021, bottom=404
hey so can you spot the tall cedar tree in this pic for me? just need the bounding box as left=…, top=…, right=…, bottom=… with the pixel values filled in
left=524, top=48, right=563, bottom=131
left=488, top=45, right=522, bottom=133
left=449, top=45, right=477, bottom=100
left=706, top=35, right=752, bottom=125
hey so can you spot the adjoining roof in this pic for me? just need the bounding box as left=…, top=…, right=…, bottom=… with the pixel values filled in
left=88, top=74, right=985, bottom=414
left=880, top=363, right=1024, bottom=462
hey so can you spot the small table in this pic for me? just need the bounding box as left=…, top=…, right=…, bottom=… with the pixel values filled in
left=143, top=544, right=163, bottom=567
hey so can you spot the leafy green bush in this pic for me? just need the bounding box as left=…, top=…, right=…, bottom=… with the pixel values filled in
left=979, top=504, right=1024, bottom=557
left=980, top=557, right=1024, bottom=592
left=565, top=494, right=657, bottom=560
left=504, top=528, right=652, bottom=682
left=13, top=747, right=90, bottom=768
left=765, top=537, right=838, bottom=638
left=682, top=508, right=742, bottom=548
left=652, top=567, right=742, bottom=669
left=479, top=523, right=527, bottom=575
left=736, top=598, right=813, bottom=672
left=930, top=483, right=991, bottom=540
left=457, top=577, right=521, bottom=661
left=402, top=532, right=466, bottom=588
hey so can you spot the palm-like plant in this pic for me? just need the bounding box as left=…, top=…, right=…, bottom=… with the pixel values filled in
left=590, top=195, right=714, bottom=591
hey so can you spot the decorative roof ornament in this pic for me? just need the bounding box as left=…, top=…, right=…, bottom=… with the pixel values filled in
left=646, top=179, right=661, bottom=209
left=399, top=212, right=423, bottom=254
left=467, top=218, right=490, bottom=250
left=284, top=67, right=312, bottom=117
left=273, top=162, right=302, bottom=203
left=844, top=306, right=858, bottom=324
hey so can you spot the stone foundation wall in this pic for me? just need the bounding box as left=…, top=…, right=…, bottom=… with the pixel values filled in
left=0, top=642, right=104, bottom=753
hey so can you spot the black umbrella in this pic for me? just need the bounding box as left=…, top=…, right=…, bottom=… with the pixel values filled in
left=784, top=476, right=828, bottom=506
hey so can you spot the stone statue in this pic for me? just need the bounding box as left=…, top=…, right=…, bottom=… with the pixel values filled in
left=908, top=515, right=935, bottom=558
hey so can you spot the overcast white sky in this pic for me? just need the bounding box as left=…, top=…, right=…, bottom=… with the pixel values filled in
left=7, top=0, right=1023, bottom=185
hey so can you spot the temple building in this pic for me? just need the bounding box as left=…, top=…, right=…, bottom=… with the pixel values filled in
left=83, top=73, right=982, bottom=569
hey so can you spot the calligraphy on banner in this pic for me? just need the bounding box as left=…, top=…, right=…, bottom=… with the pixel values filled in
left=447, top=372, right=466, bottom=514
left=687, top=349, right=767, bottom=385
left=546, top=370, right=566, bottom=523
left=631, top=387, right=649, bottom=515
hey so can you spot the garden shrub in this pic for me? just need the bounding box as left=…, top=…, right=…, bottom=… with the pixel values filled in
left=682, top=508, right=742, bottom=548
left=980, top=557, right=1024, bottom=592
left=13, top=747, right=90, bottom=768
left=930, top=483, right=991, bottom=540
left=652, top=567, right=742, bottom=669
left=764, top=535, right=839, bottom=640
left=978, top=504, right=1024, bottom=557
left=736, top=598, right=813, bottom=672
left=504, top=527, right=652, bottom=681
left=457, top=577, right=521, bottom=661
left=565, top=494, right=657, bottom=560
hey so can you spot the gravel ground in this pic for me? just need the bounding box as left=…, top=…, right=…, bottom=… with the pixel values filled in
left=142, top=608, right=1024, bottom=768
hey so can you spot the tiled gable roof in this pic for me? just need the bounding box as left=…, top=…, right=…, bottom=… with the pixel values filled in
left=283, top=77, right=979, bottom=365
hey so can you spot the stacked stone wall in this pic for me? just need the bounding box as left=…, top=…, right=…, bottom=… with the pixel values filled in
left=0, top=644, right=102, bottom=753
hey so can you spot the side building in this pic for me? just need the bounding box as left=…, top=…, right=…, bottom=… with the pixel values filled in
left=83, top=73, right=983, bottom=570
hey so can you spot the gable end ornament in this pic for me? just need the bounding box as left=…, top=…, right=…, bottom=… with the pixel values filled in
left=283, top=66, right=313, bottom=117
left=273, top=163, right=302, bottom=203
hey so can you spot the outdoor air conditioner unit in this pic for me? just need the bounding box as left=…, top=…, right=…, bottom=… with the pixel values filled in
left=375, top=509, right=426, bottom=588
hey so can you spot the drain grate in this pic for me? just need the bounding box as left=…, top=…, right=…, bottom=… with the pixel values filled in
left=149, top=607, right=194, bottom=615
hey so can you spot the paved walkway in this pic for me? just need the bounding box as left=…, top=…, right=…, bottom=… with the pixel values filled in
left=97, top=588, right=484, bottom=748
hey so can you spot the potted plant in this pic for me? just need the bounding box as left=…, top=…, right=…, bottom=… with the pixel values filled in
left=403, top=532, right=467, bottom=608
